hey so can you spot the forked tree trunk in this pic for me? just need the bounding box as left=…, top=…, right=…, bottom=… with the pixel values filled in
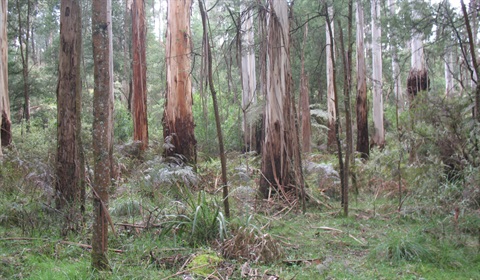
left=299, top=23, right=311, bottom=153
left=132, top=0, right=148, bottom=150
left=91, top=0, right=114, bottom=270
left=371, top=0, right=384, bottom=147
left=326, top=6, right=336, bottom=149
left=356, top=0, right=369, bottom=159
left=56, top=0, right=83, bottom=234
left=0, top=0, right=11, bottom=156
left=240, top=6, right=256, bottom=153
left=259, top=0, right=304, bottom=202
left=163, top=0, right=196, bottom=164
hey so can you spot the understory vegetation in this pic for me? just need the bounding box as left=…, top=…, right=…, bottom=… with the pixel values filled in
left=1, top=93, right=479, bottom=279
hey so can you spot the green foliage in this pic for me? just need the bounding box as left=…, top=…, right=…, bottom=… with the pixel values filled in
left=193, top=92, right=243, bottom=156
left=114, top=101, right=133, bottom=143
left=372, top=230, right=433, bottom=262
left=161, top=188, right=228, bottom=247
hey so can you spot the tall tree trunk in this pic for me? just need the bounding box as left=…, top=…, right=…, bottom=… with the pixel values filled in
left=198, top=0, right=229, bottom=218
left=356, top=0, right=369, bottom=159
left=122, top=0, right=132, bottom=107
left=56, top=0, right=83, bottom=234
left=240, top=6, right=256, bottom=153
left=326, top=6, right=345, bottom=212
left=259, top=0, right=304, bottom=203
left=91, top=0, right=114, bottom=270
left=132, top=0, right=148, bottom=150
left=163, top=0, right=196, bottom=164
left=371, top=0, right=384, bottom=147
left=338, top=0, right=353, bottom=217
left=407, top=2, right=429, bottom=100
left=326, top=6, right=336, bottom=149
left=388, top=0, right=404, bottom=111
left=299, top=23, right=311, bottom=153
left=16, top=0, right=31, bottom=129
left=0, top=0, right=11, bottom=157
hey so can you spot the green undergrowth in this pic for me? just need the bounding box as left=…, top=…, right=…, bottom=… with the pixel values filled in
left=1, top=130, right=479, bottom=279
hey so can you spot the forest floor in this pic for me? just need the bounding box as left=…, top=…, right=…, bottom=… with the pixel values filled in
left=0, top=150, right=479, bottom=280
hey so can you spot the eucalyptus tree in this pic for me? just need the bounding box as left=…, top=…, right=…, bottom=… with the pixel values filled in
left=407, top=0, right=429, bottom=99
left=240, top=4, right=256, bottom=152
left=131, top=0, right=148, bottom=150
left=371, top=0, right=384, bottom=147
left=355, top=0, right=368, bottom=159
left=163, top=0, right=196, bottom=164
left=259, top=0, right=304, bottom=205
left=0, top=0, right=11, bottom=156
left=91, top=0, right=114, bottom=270
left=326, top=5, right=336, bottom=149
left=56, top=0, right=84, bottom=234
left=388, top=0, right=404, bottom=111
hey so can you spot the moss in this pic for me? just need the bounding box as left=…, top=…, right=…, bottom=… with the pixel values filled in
left=187, top=252, right=222, bottom=277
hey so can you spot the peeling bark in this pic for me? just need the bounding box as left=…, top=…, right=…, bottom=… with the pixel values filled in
left=259, top=0, right=304, bottom=202
left=163, top=0, right=197, bottom=164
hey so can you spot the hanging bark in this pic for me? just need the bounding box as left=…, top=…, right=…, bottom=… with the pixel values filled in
left=299, top=23, right=311, bottom=153
left=371, top=0, right=384, bottom=147
left=91, top=0, right=114, bottom=270
left=240, top=6, right=257, bottom=153
left=0, top=0, right=11, bottom=156
left=326, top=6, right=336, bottom=149
left=259, top=0, right=304, bottom=203
left=198, top=0, right=230, bottom=218
left=56, top=0, right=83, bottom=234
left=355, top=0, right=369, bottom=159
left=163, top=0, right=197, bottom=164
left=132, top=0, right=148, bottom=150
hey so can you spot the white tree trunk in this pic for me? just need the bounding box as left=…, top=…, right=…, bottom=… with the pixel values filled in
left=388, top=0, right=403, bottom=111
left=240, top=6, right=256, bottom=151
left=445, top=46, right=455, bottom=97
left=0, top=0, right=10, bottom=157
left=326, top=6, right=335, bottom=147
left=371, top=0, right=384, bottom=146
left=356, top=0, right=369, bottom=158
